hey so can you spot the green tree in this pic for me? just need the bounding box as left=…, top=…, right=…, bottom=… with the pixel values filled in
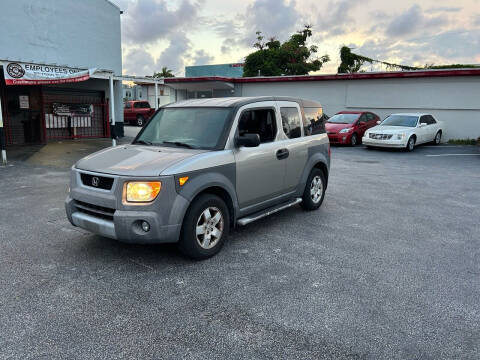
left=153, top=67, right=175, bottom=78
left=243, top=26, right=330, bottom=77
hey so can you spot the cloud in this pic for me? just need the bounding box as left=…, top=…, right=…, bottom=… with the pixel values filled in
left=386, top=5, right=423, bottom=37
left=473, top=15, right=480, bottom=27
left=356, top=28, right=480, bottom=67
left=121, top=0, right=203, bottom=44
left=157, top=32, right=192, bottom=74
left=427, top=6, right=461, bottom=13
left=243, top=0, right=300, bottom=44
left=192, top=50, right=214, bottom=65
left=318, top=0, right=363, bottom=36
left=386, top=5, right=448, bottom=37
left=122, top=47, right=156, bottom=76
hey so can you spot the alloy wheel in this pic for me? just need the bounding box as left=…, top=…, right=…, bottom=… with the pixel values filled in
left=310, top=176, right=323, bottom=204
left=195, top=207, right=224, bottom=249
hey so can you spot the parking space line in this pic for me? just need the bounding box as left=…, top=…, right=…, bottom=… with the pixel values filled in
left=426, top=153, right=480, bottom=157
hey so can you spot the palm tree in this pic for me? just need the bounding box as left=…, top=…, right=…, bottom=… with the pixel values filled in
left=153, top=67, right=175, bottom=78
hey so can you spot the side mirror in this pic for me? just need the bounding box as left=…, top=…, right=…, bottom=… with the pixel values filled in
left=376, top=120, right=381, bottom=125
left=235, top=133, right=261, bottom=148
left=419, top=123, right=427, bottom=127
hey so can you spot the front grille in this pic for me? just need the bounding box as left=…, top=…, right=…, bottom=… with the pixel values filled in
left=327, top=131, right=336, bottom=135
left=74, top=200, right=115, bottom=220
left=369, top=133, right=393, bottom=140
left=80, top=173, right=114, bottom=190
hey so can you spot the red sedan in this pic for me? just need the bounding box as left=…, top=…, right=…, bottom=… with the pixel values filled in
left=325, top=111, right=380, bottom=146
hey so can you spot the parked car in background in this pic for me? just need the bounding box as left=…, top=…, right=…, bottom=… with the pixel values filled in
left=66, top=97, right=330, bottom=259
left=325, top=111, right=379, bottom=146
left=363, top=113, right=443, bottom=151
left=124, top=100, right=155, bottom=126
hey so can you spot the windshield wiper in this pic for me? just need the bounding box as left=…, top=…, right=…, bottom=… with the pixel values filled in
left=162, top=141, right=196, bottom=149
left=133, top=140, right=153, bottom=145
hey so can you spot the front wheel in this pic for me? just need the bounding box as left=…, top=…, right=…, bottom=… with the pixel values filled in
left=350, top=133, right=358, bottom=146
left=136, top=115, right=145, bottom=127
left=178, top=194, right=229, bottom=260
left=406, top=136, right=416, bottom=152
left=433, top=131, right=441, bottom=145
left=301, top=168, right=326, bottom=211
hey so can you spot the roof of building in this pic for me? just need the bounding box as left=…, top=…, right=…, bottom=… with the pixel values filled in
left=164, top=96, right=322, bottom=108
left=165, top=68, right=480, bottom=84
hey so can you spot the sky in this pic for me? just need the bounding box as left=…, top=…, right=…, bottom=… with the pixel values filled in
left=112, top=0, right=480, bottom=77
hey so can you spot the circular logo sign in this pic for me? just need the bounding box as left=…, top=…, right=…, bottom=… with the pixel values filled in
left=6, top=63, right=25, bottom=79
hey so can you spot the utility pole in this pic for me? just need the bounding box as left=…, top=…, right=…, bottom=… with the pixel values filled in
left=109, top=75, right=116, bottom=147
left=0, top=95, right=7, bottom=165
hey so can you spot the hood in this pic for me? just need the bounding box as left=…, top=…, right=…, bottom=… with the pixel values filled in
left=367, top=125, right=414, bottom=133
left=325, top=122, right=354, bottom=132
left=75, top=145, right=208, bottom=177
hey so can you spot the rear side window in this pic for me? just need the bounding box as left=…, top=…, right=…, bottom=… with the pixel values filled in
left=238, top=108, right=277, bottom=143
left=367, top=113, right=375, bottom=121
left=303, top=107, right=326, bottom=135
left=280, top=107, right=302, bottom=139
left=426, top=115, right=436, bottom=124
left=134, top=102, right=151, bottom=108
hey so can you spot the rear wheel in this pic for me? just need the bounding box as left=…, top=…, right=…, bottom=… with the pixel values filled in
left=178, top=194, right=229, bottom=260
left=406, top=136, right=416, bottom=152
left=301, top=168, right=326, bottom=211
left=136, top=115, right=145, bottom=127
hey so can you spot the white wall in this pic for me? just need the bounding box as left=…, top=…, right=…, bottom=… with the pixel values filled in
left=240, top=76, right=480, bottom=140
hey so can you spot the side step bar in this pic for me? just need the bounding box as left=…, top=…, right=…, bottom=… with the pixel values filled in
left=237, top=198, right=302, bottom=226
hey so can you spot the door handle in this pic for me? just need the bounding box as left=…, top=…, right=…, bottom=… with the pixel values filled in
left=276, top=148, right=289, bottom=160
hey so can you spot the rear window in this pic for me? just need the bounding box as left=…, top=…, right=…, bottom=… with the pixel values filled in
left=303, top=107, right=326, bottom=135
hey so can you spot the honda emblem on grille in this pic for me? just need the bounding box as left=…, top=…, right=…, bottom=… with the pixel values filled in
left=91, top=177, right=100, bottom=187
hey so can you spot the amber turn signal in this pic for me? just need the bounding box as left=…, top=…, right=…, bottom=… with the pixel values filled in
left=178, top=176, right=189, bottom=186
left=125, top=181, right=161, bottom=203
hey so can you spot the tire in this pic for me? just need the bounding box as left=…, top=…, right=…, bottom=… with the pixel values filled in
left=350, top=133, right=358, bottom=146
left=301, top=168, right=326, bottom=211
left=136, top=115, right=145, bottom=127
left=178, top=194, right=230, bottom=260
left=406, top=136, right=415, bottom=152
left=433, top=131, right=441, bottom=145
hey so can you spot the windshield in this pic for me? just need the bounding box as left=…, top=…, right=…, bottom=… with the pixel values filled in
left=328, top=114, right=359, bottom=124
left=134, top=107, right=232, bottom=150
left=381, top=115, right=418, bottom=127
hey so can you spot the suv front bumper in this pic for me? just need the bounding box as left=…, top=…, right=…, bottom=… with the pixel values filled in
left=65, top=169, right=189, bottom=244
left=65, top=196, right=182, bottom=243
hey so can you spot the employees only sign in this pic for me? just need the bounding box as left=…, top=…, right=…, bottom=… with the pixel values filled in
left=2, top=61, right=96, bottom=85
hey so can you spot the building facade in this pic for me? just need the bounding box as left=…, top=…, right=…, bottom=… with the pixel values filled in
left=165, top=69, right=480, bottom=140
left=0, top=0, right=124, bottom=146
left=185, top=64, right=244, bottom=78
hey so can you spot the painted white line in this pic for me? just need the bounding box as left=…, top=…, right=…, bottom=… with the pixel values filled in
left=424, top=145, right=473, bottom=148
left=426, top=153, right=480, bottom=157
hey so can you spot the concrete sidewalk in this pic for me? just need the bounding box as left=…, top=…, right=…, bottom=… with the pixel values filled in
left=2, top=137, right=133, bottom=168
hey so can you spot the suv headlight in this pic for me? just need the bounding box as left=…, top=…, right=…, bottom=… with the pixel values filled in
left=124, top=181, right=161, bottom=203
left=339, top=128, right=352, bottom=133
left=395, top=133, right=406, bottom=140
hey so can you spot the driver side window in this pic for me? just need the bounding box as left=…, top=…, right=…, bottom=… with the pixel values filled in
left=238, top=108, right=277, bottom=143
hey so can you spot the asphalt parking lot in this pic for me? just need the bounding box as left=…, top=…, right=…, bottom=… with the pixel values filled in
left=1, top=139, right=479, bottom=360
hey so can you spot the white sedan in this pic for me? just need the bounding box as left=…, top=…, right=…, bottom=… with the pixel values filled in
left=362, top=113, right=443, bottom=152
